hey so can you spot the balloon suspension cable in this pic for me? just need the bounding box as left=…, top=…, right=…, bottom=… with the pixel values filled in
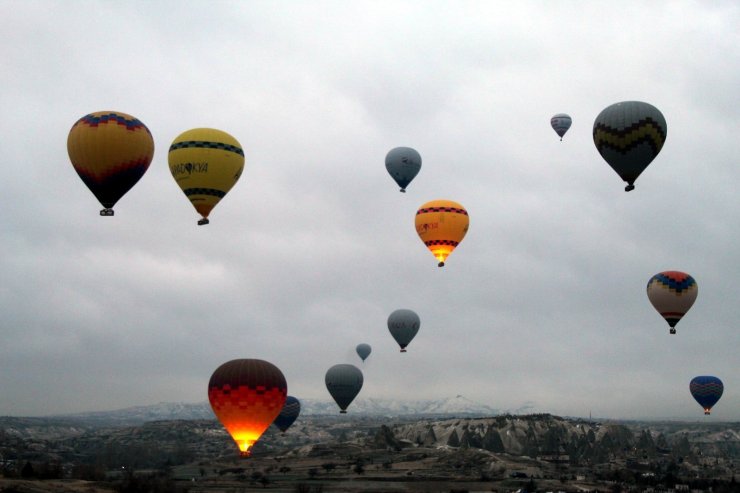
left=198, top=218, right=210, bottom=226
left=100, top=208, right=114, bottom=216
left=625, top=184, right=635, bottom=192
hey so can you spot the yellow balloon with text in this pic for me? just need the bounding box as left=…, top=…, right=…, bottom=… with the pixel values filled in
left=168, top=128, right=244, bottom=225
left=415, top=199, right=469, bottom=267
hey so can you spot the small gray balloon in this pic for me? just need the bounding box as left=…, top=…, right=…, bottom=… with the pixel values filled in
left=385, top=147, right=421, bottom=192
left=356, top=343, right=372, bottom=362
left=387, top=308, right=420, bottom=352
left=325, top=364, right=364, bottom=413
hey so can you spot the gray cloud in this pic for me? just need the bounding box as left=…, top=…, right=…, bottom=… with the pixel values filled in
left=0, top=1, right=737, bottom=420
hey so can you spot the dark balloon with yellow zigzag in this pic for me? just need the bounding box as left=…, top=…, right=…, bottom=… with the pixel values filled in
left=593, top=101, right=667, bottom=191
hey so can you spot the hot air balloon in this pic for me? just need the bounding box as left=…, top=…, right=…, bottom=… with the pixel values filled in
left=356, top=343, right=372, bottom=362
left=415, top=200, right=469, bottom=267
left=168, top=128, right=245, bottom=225
left=593, top=101, right=667, bottom=191
left=550, top=113, right=572, bottom=141
left=388, top=309, right=420, bottom=352
left=325, top=364, right=363, bottom=414
left=67, top=111, right=154, bottom=216
left=208, top=359, right=287, bottom=457
left=690, top=376, right=723, bottom=415
left=386, top=147, right=422, bottom=192
left=273, top=396, right=301, bottom=432
left=646, top=271, right=698, bottom=334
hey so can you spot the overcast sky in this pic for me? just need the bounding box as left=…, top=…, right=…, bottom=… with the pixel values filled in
left=1, top=1, right=738, bottom=420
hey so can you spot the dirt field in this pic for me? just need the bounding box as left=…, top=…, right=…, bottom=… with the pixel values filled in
left=0, top=478, right=116, bottom=492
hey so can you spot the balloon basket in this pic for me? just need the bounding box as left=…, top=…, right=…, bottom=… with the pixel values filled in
left=670, top=328, right=676, bottom=334
left=624, top=184, right=635, bottom=192
left=438, top=262, right=445, bottom=267
left=340, top=410, right=347, bottom=414
left=704, top=410, right=710, bottom=415
left=198, top=218, right=210, bottom=226
left=399, top=188, right=406, bottom=193
left=100, top=208, right=114, bottom=216
left=239, top=450, right=252, bottom=458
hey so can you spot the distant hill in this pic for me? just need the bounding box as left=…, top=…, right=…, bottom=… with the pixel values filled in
left=301, top=394, right=510, bottom=417
left=3, top=411, right=737, bottom=474
left=48, top=401, right=216, bottom=427
left=39, top=395, right=519, bottom=427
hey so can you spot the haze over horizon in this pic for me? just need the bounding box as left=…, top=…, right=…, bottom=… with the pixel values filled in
left=1, top=1, right=738, bottom=420
left=25, top=395, right=734, bottom=423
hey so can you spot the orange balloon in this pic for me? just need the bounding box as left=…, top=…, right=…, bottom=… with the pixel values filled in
left=208, top=359, right=287, bottom=457
left=415, top=199, right=469, bottom=267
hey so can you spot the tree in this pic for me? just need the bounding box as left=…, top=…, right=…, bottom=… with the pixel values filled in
left=447, top=429, right=460, bottom=447
left=20, top=461, right=34, bottom=478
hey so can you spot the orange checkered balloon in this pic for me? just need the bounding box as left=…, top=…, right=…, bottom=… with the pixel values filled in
left=208, top=359, right=287, bottom=457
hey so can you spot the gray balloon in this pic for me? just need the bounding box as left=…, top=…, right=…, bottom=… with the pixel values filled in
left=593, top=101, right=667, bottom=191
left=325, top=364, right=363, bottom=413
left=387, top=308, right=420, bottom=352
left=385, top=147, right=421, bottom=192
left=550, top=113, right=572, bottom=140
left=356, top=343, right=372, bottom=362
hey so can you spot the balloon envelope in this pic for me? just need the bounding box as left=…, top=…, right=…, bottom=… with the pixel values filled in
left=356, top=343, right=372, bottom=362
left=67, top=111, right=154, bottom=215
left=273, top=396, right=301, bottom=432
left=550, top=113, right=572, bottom=140
left=168, top=128, right=245, bottom=224
left=646, top=271, right=697, bottom=334
left=385, top=147, right=421, bottom=192
left=690, top=376, right=723, bottom=415
left=208, top=359, right=287, bottom=456
left=415, top=199, right=469, bottom=267
left=325, top=364, right=363, bottom=413
left=388, top=309, right=420, bottom=352
left=593, top=101, right=667, bottom=191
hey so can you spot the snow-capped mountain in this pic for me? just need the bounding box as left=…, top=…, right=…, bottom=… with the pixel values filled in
left=51, top=401, right=215, bottom=426
left=49, top=395, right=532, bottom=426
left=300, top=395, right=505, bottom=416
